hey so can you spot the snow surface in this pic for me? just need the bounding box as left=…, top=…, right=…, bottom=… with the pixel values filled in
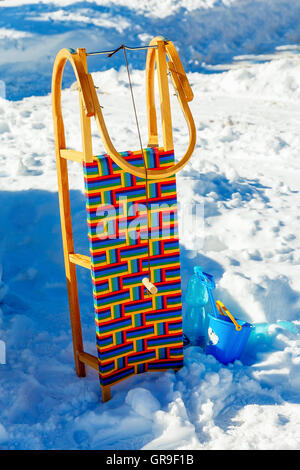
left=2, top=0, right=300, bottom=99
left=0, top=0, right=300, bottom=450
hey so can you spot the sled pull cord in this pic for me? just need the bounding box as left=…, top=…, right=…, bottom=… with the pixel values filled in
left=115, top=46, right=157, bottom=295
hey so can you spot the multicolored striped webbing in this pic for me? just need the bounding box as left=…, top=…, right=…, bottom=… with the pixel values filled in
left=83, top=147, right=183, bottom=386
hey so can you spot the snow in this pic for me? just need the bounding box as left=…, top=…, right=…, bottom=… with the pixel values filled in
left=125, top=388, right=161, bottom=419
left=2, top=0, right=300, bottom=99
left=0, top=0, right=300, bottom=450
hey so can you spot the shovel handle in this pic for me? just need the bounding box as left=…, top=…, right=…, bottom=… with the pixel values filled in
left=216, top=301, right=242, bottom=331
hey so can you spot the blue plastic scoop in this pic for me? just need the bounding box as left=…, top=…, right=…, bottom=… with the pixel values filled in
left=194, top=268, right=220, bottom=319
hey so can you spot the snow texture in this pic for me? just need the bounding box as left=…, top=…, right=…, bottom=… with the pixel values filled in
left=0, top=0, right=299, bottom=450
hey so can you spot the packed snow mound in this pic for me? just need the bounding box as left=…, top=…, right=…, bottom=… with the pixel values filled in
left=125, top=388, right=161, bottom=419
left=192, top=58, right=300, bottom=100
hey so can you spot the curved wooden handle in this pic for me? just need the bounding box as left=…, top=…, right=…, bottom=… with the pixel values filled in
left=146, top=36, right=194, bottom=147
left=145, top=37, right=196, bottom=176
left=52, top=48, right=94, bottom=162
left=52, top=40, right=196, bottom=180
left=52, top=48, right=94, bottom=121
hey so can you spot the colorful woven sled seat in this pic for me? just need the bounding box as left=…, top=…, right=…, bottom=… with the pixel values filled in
left=84, top=147, right=184, bottom=387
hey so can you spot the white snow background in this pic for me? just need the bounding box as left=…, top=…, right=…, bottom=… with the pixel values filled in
left=0, top=0, right=300, bottom=450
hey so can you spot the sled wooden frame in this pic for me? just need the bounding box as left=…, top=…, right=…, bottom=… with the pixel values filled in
left=52, top=37, right=196, bottom=402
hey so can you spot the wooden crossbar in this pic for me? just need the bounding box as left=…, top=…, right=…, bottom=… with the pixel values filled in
left=60, top=149, right=84, bottom=163
left=78, top=351, right=98, bottom=370
left=69, top=253, right=91, bottom=269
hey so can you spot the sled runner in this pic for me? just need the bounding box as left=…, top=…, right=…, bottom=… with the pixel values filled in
left=52, top=37, right=196, bottom=402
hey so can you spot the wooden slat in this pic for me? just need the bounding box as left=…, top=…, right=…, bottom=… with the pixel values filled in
left=155, top=40, right=173, bottom=151
left=146, top=40, right=159, bottom=148
left=52, top=51, right=86, bottom=378
left=69, top=253, right=91, bottom=269
left=78, top=352, right=111, bottom=402
left=52, top=128, right=86, bottom=378
left=101, top=385, right=111, bottom=403
left=60, top=149, right=84, bottom=163
left=78, top=351, right=98, bottom=370
left=78, top=48, right=94, bottom=163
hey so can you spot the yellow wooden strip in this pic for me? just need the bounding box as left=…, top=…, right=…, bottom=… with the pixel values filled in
left=60, top=149, right=84, bottom=163
left=165, top=43, right=194, bottom=102
left=155, top=40, right=173, bottom=151
left=52, top=50, right=87, bottom=378
left=101, top=385, right=111, bottom=403
left=78, top=351, right=98, bottom=370
left=77, top=48, right=94, bottom=163
left=69, top=253, right=91, bottom=269
left=146, top=39, right=159, bottom=147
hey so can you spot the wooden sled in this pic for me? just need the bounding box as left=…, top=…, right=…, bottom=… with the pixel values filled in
left=51, top=37, right=196, bottom=402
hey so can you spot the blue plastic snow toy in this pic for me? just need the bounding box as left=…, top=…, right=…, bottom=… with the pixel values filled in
left=195, top=270, right=253, bottom=364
